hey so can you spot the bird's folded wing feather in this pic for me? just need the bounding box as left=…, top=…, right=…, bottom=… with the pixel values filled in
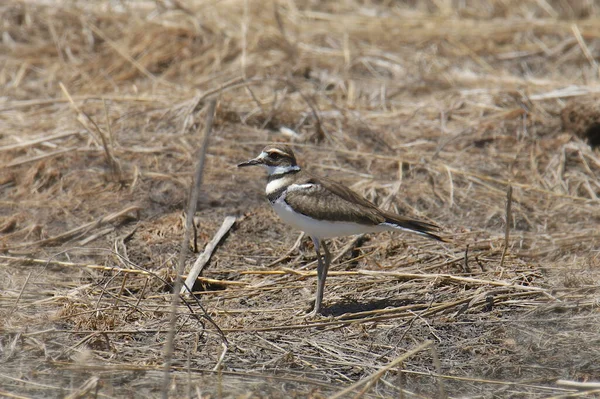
left=315, top=173, right=442, bottom=234
left=283, top=174, right=385, bottom=225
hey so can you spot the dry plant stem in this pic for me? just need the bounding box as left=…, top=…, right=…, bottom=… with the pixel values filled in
left=8, top=271, right=33, bottom=318
left=500, top=184, right=513, bottom=268
left=193, top=77, right=324, bottom=139
left=102, top=98, right=122, bottom=179
left=213, top=342, right=228, bottom=372
left=267, top=232, right=305, bottom=267
left=328, top=341, right=432, bottom=399
left=399, top=369, right=575, bottom=392
left=6, top=147, right=75, bottom=168
left=571, top=24, right=600, bottom=77
left=7, top=205, right=140, bottom=249
left=332, top=234, right=365, bottom=263
left=110, top=273, right=128, bottom=319
left=45, top=364, right=340, bottom=391
left=243, top=269, right=548, bottom=293
left=181, top=215, right=237, bottom=295
left=462, top=244, right=471, bottom=273
left=77, top=226, right=115, bottom=246
left=64, top=376, right=99, bottom=399
left=162, top=99, right=217, bottom=399
left=59, top=82, right=121, bottom=179
left=0, top=255, right=239, bottom=284
left=546, top=389, right=600, bottom=399
left=430, top=345, right=447, bottom=399
left=0, top=255, right=245, bottom=288
left=85, top=22, right=161, bottom=86
left=0, top=130, right=80, bottom=152
left=555, top=380, right=600, bottom=390
left=0, top=389, right=31, bottom=399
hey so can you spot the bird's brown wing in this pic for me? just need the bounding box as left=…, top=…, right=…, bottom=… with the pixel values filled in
left=315, top=173, right=443, bottom=234
left=283, top=173, right=385, bottom=225
left=285, top=172, right=447, bottom=241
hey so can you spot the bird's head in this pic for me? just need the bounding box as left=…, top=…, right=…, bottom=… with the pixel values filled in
left=238, top=144, right=299, bottom=175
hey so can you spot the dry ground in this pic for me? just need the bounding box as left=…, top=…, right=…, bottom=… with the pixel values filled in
left=1, top=0, right=600, bottom=398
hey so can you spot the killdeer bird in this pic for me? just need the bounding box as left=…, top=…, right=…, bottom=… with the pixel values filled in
left=238, top=144, right=445, bottom=317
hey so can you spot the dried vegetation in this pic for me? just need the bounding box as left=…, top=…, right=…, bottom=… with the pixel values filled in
left=1, top=0, right=600, bottom=397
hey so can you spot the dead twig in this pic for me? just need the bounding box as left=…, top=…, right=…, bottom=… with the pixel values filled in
left=59, top=82, right=122, bottom=180
left=64, top=376, right=100, bottom=399
left=241, top=269, right=549, bottom=293
left=328, top=341, right=432, bottom=399
left=162, top=99, right=219, bottom=399
left=500, top=184, right=512, bottom=268
left=181, top=216, right=237, bottom=295
left=555, top=380, right=600, bottom=390
left=5, top=147, right=75, bottom=168
left=0, top=255, right=246, bottom=286
left=0, top=130, right=81, bottom=153
left=267, top=232, right=305, bottom=267
left=8, top=271, right=33, bottom=319
left=7, top=205, right=140, bottom=249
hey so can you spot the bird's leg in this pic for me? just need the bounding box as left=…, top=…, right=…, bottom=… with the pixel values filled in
left=321, top=240, right=332, bottom=276
left=307, top=237, right=331, bottom=318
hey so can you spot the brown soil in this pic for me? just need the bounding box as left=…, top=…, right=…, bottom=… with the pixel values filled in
left=1, top=1, right=600, bottom=398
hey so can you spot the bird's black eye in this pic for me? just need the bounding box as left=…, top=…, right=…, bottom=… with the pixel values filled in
left=269, top=152, right=280, bottom=160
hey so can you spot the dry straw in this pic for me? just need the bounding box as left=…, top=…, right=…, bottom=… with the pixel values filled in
left=1, top=0, right=599, bottom=397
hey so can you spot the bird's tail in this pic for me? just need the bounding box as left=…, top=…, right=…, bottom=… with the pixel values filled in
left=381, top=213, right=448, bottom=242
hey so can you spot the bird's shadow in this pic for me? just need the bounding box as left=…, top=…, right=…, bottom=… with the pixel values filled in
left=320, top=298, right=413, bottom=318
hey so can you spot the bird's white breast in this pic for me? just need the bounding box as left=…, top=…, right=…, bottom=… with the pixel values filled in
left=271, top=194, right=385, bottom=239
left=265, top=177, right=289, bottom=195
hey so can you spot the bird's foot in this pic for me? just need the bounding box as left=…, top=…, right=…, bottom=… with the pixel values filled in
left=304, top=309, right=321, bottom=320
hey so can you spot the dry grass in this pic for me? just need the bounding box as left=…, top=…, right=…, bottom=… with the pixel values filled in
left=1, top=0, right=600, bottom=397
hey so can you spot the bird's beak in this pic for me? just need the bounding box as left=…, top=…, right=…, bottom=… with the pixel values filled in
left=237, top=157, right=263, bottom=168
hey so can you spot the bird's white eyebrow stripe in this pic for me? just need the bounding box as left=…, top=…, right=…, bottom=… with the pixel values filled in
left=268, top=148, right=288, bottom=156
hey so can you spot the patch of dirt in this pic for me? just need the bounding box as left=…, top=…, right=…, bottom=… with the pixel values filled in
left=1, top=1, right=600, bottom=398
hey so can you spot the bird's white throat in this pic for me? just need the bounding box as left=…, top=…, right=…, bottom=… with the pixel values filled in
left=265, top=164, right=300, bottom=176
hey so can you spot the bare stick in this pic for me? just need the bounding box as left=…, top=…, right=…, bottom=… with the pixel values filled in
left=462, top=244, right=471, bottom=273
left=8, top=271, right=33, bottom=318
left=0, top=255, right=246, bottom=286
left=556, top=380, right=600, bottom=390
left=430, top=344, right=447, bottom=399
left=162, top=99, right=217, bottom=399
left=500, top=184, right=512, bottom=267
left=328, top=341, right=432, bottom=399
left=181, top=216, right=236, bottom=295
left=7, top=205, right=140, bottom=249
left=332, top=234, right=365, bottom=264
left=213, top=342, right=229, bottom=372
left=267, top=232, right=305, bottom=267
left=103, top=98, right=122, bottom=180
left=110, top=274, right=128, bottom=319
left=545, top=389, right=600, bottom=399
left=5, top=147, right=75, bottom=168
left=0, top=130, right=81, bottom=152
left=240, top=269, right=549, bottom=293
left=571, top=24, right=600, bottom=78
